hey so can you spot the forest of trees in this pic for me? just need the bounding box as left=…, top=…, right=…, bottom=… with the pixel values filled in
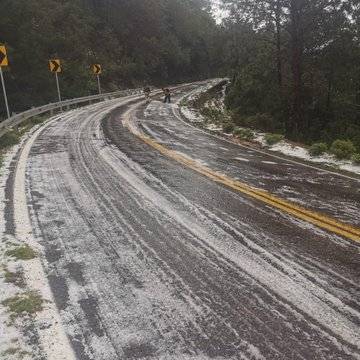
left=0, top=0, right=222, bottom=114
left=1, top=0, right=360, bottom=151
left=222, top=0, right=360, bottom=150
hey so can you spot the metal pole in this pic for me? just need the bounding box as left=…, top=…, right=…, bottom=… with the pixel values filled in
left=97, top=74, right=101, bottom=95
left=0, top=66, right=10, bottom=119
left=55, top=72, right=62, bottom=111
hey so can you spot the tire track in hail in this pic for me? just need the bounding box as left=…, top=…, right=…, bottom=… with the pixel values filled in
left=70, top=105, right=257, bottom=358
left=72, top=102, right=301, bottom=358
left=102, top=98, right=358, bottom=358
left=97, top=105, right=358, bottom=358
left=65, top=101, right=210, bottom=357
left=27, top=89, right=360, bottom=359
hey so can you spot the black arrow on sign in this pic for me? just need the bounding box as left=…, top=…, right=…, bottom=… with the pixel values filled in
left=93, top=64, right=101, bottom=74
left=0, top=50, right=6, bottom=65
left=51, top=60, right=60, bottom=72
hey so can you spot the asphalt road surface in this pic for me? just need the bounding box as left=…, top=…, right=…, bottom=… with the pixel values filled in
left=12, top=83, right=360, bottom=359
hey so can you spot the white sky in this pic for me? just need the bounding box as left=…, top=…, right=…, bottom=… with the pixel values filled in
left=211, top=0, right=228, bottom=23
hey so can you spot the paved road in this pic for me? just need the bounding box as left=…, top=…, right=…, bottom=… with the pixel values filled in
left=19, top=83, right=360, bottom=359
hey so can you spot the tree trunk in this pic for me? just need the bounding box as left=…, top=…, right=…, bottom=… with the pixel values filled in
left=356, top=73, right=360, bottom=105
left=326, top=73, right=333, bottom=110
left=288, top=0, right=304, bottom=139
left=274, top=0, right=283, bottom=90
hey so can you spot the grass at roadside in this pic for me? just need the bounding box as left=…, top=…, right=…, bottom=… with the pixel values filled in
left=2, top=291, right=44, bottom=321
left=3, top=266, right=25, bottom=288
left=5, top=245, right=37, bottom=261
left=1, top=347, right=31, bottom=359
left=0, top=115, right=47, bottom=152
left=0, top=131, right=21, bottom=150
left=183, top=83, right=360, bottom=170
left=0, top=115, right=48, bottom=174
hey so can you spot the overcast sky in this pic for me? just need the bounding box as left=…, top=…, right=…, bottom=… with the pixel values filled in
left=211, top=0, right=228, bottom=23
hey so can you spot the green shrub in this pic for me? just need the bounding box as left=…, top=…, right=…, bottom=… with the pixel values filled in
left=3, top=266, right=25, bottom=287
left=351, top=153, right=360, bottom=164
left=233, top=127, right=254, bottom=141
left=200, top=107, right=223, bottom=123
left=17, top=115, right=46, bottom=133
left=265, top=133, right=284, bottom=146
left=242, top=113, right=279, bottom=132
left=2, top=291, right=44, bottom=320
left=0, top=117, right=47, bottom=148
left=309, top=142, right=328, bottom=157
left=330, top=140, right=356, bottom=160
left=31, top=116, right=45, bottom=125
left=2, top=348, right=31, bottom=358
left=223, top=123, right=235, bottom=134
left=5, top=245, right=37, bottom=260
left=0, top=131, right=20, bottom=150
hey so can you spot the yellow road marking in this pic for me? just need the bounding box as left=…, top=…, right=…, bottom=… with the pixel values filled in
left=124, top=114, right=360, bottom=243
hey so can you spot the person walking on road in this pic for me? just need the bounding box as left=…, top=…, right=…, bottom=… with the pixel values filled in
left=163, top=88, right=171, bottom=103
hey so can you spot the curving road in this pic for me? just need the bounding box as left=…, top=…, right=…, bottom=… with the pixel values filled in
left=15, top=83, right=360, bottom=359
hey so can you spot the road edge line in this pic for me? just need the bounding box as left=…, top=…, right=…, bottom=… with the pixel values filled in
left=172, top=88, right=360, bottom=183
left=123, top=104, right=360, bottom=243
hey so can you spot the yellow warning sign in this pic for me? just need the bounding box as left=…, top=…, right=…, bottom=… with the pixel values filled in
left=92, top=64, right=102, bottom=75
left=0, top=45, right=9, bottom=67
left=49, top=59, right=61, bottom=73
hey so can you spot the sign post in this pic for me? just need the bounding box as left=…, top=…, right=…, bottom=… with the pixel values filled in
left=49, top=59, right=62, bottom=110
left=91, top=64, right=102, bottom=94
left=0, top=45, right=10, bottom=119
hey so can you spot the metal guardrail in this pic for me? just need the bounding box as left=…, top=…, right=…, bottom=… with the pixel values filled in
left=0, top=88, right=143, bottom=138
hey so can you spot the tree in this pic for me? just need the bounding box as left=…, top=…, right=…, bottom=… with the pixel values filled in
left=0, top=0, right=221, bottom=117
left=221, top=0, right=360, bottom=148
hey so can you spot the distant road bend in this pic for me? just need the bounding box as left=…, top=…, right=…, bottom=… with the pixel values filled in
left=12, top=81, right=360, bottom=359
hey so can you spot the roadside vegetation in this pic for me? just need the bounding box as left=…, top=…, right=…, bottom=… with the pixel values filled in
left=2, top=291, right=44, bottom=321
left=309, top=143, right=328, bottom=157
left=264, top=134, right=284, bottom=146
left=182, top=82, right=360, bottom=169
left=0, top=240, right=45, bottom=354
left=5, top=245, right=37, bottom=261
left=233, top=128, right=254, bottom=141
left=223, top=123, right=235, bottom=134
left=352, top=153, right=360, bottom=165
left=0, top=131, right=20, bottom=150
left=222, top=0, right=360, bottom=160
left=0, top=111, right=45, bottom=357
left=0, top=116, right=47, bottom=150
left=330, top=140, right=357, bottom=160
left=1, top=347, right=31, bottom=359
left=3, top=266, right=25, bottom=288
left=0, top=131, right=20, bottom=173
left=0, top=115, right=47, bottom=174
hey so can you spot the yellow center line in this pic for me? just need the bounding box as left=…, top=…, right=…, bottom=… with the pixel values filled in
left=125, top=115, right=360, bottom=243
